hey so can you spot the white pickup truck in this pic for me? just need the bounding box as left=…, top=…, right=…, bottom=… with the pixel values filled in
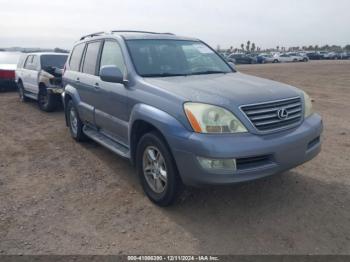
left=15, top=52, right=68, bottom=112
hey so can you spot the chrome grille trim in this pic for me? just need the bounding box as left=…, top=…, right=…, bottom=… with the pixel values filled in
left=240, top=97, right=304, bottom=133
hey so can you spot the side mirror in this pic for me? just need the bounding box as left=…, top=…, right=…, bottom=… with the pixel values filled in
left=228, top=61, right=236, bottom=70
left=100, top=65, right=125, bottom=84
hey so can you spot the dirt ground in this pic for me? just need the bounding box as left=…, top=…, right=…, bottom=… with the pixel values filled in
left=0, top=60, right=349, bottom=255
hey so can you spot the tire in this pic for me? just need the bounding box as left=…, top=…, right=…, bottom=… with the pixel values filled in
left=136, top=131, right=183, bottom=206
left=273, top=59, right=279, bottom=63
left=18, top=82, right=29, bottom=102
left=303, top=58, right=308, bottom=62
left=293, top=59, right=298, bottom=62
left=66, top=100, right=87, bottom=142
left=38, top=86, right=58, bottom=112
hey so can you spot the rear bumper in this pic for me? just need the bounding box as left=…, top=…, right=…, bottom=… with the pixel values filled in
left=171, top=113, right=323, bottom=186
left=0, top=79, right=17, bottom=90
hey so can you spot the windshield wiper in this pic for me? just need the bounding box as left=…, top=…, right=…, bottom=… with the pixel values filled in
left=142, top=73, right=188, bottom=77
left=189, top=70, right=228, bottom=75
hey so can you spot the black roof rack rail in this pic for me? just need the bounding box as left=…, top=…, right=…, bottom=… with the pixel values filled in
left=111, top=30, right=174, bottom=35
left=80, top=31, right=106, bottom=40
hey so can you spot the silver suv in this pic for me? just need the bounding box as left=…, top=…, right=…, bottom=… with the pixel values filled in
left=63, top=31, right=323, bottom=206
left=16, top=52, right=68, bottom=111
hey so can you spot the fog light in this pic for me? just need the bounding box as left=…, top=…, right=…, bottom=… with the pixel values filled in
left=197, top=157, right=237, bottom=172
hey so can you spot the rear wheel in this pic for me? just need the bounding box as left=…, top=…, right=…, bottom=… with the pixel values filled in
left=38, top=87, right=57, bottom=112
left=136, top=132, right=183, bottom=206
left=18, top=82, right=29, bottom=102
left=66, top=100, right=87, bottom=142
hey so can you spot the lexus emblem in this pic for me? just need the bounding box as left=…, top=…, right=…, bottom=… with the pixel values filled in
left=277, top=108, right=289, bottom=120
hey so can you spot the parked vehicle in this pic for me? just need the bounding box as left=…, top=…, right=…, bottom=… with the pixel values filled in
left=323, top=52, right=342, bottom=60
left=340, top=52, right=350, bottom=59
left=257, top=54, right=277, bottom=63
left=227, top=53, right=256, bottom=64
left=276, top=53, right=300, bottom=63
left=306, top=52, right=323, bottom=60
left=0, top=51, right=22, bottom=91
left=15, top=52, right=68, bottom=111
left=257, top=53, right=278, bottom=64
left=288, top=52, right=309, bottom=62
left=63, top=31, right=322, bottom=206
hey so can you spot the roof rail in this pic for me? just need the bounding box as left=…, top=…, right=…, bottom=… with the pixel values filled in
left=111, top=30, right=174, bottom=35
left=80, top=31, right=106, bottom=40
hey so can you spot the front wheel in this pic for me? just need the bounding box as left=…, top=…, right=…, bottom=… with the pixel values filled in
left=18, top=82, right=29, bottom=102
left=136, top=132, right=183, bottom=206
left=66, top=100, right=87, bottom=142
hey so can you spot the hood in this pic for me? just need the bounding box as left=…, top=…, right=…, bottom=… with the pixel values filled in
left=143, top=72, right=302, bottom=108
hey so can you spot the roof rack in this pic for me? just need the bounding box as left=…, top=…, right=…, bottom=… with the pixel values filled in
left=111, top=30, right=174, bottom=35
left=80, top=31, right=106, bottom=40
left=79, top=30, right=175, bottom=41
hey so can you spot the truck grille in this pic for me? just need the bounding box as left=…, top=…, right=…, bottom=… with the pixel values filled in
left=241, top=97, right=303, bottom=132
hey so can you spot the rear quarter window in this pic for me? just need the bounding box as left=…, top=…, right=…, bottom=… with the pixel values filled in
left=69, top=43, right=85, bottom=71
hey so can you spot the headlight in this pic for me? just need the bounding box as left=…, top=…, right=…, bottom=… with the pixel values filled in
left=303, top=91, right=313, bottom=118
left=184, top=102, right=247, bottom=133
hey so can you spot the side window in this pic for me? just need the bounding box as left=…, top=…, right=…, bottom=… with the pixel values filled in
left=69, top=43, right=85, bottom=71
left=82, top=41, right=101, bottom=75
left=24, top=55, right=33, bottom=69
left=99, top=40, right=126, bottom=74
left=31, top=55, right=38, bottom=70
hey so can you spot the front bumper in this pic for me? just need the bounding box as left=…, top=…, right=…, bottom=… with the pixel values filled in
left=171, top=113, right=323, bottom=186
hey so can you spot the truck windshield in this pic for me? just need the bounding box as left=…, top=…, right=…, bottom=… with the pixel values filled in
left=126, top=39, right=233, bottom=77
left=40, top=55, right=68, bottom=69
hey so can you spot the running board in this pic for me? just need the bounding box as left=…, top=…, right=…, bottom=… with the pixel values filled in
left=83, top=126, right=130, bottom=158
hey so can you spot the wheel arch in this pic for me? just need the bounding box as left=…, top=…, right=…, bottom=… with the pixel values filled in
left=128, top=104, right=190, bottom=166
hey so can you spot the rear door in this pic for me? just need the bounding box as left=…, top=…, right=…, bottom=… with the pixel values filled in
left=79, top=40, right=102, bottom=125
left=66, top=42, right=95, bottom=124
left=28, top=55, right=40, bottom=95
left=22, top=55, right=33, bottom=91
left=94, top=39, right=129, bottom=145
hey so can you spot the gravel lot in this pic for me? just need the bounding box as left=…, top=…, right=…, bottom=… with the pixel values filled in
left=0, top=60, right=349, bottom=255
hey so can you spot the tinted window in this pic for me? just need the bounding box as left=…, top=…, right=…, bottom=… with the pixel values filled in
left=24, top=55, right=33, bottom=69
left=82, top=41, right=101, bottom=75
left=99, top=41, right=126, bottom=74
left=41, top=55, right=67, bottom=69
left=69, top=43, right=85, bottom=71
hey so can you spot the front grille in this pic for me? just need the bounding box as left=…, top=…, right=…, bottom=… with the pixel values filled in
left=241, top=97, right=303, bottom=132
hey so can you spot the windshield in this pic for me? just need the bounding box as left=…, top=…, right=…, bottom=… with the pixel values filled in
left=126, top=39, right=233, bottom=77
left=40, top=55, right=67, bottom=69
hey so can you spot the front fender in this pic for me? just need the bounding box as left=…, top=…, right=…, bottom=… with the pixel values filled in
left=129, top=103, right=192, bottom=151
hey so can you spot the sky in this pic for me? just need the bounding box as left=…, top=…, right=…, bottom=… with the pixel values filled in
left=0, top=0, right=349, bottom=50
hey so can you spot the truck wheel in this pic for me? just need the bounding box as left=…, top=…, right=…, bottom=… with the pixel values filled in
left=38, top=87, right=57, bottom=112
left=18, top=82, right=29, bottom=102
left=66, top=100, right=87, bottom=142
left=136, top=132, right=183, bottom=206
